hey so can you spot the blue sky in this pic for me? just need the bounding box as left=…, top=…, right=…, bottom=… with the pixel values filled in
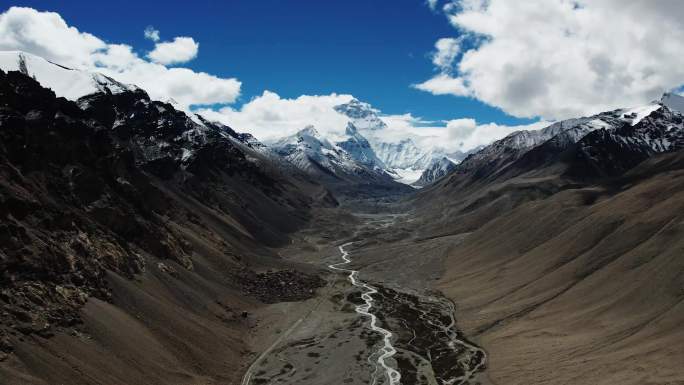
left=6, top=0, right=532, bottom=126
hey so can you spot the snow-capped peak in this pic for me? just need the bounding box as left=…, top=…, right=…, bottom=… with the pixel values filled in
left=297, top=125, right=322, bottom=138
left=372, top=138, right=433, bottom=170
left=0, top=51, right=138, bottom=100
left=337, top=123, right=387, bottom=170
left=334, top=98, right=387, bottom=131
left=273, top=125, right=335, bottom=153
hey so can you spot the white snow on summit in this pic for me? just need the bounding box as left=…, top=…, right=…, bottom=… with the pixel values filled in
left=333, top=99, right=387, bottom=131
left=0, top=51, right=137, bottom=100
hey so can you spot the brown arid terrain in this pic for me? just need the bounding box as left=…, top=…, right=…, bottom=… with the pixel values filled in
left=2, top=64, right=684, bottom=385
left=431, top=152, right=684, bottom=385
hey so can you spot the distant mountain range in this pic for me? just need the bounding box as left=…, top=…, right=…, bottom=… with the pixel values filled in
left=2, top=49, right=683, bottom=193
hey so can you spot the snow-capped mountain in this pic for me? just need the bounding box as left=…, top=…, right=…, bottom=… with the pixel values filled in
left=270, top=98, right=422, bottom=187
left=412, top=157, right=457, bottom=187
left=372, top=138, right=433, bottom=170
left=567, top=104, right=684, bottom=177
left=333, top=98, right=387, bottom=131
left=441, top=95, right=684, bottom=185
left=0, top=50, right=406, bottom=195
left=0, top=50, right=271, bottom=162
left=337, top=123, right=387, bottom=170
left=333, top=100, right=443, bottom=183
left=272, top=125, right=349, bottom=175
left=270, top=125, right=396, bottom=186
left=331, top=98, right=475, bottom=184
left=0, top=51, right=138, bottom=100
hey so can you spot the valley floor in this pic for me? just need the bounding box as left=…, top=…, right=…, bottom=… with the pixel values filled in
left=3, top=180, right=683, bottom=385
left=245, top=171, right=684, bottom=385
left=241, top=212, right=489, bottom=385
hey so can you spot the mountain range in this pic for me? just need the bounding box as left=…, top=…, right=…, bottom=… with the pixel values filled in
left=1, top=49, right=684, bottom=385
left=0, top=51, right=492, bottom=190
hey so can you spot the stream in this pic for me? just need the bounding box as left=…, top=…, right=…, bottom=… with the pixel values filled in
left=328, top=242, right=487, bottom=385
left=243, top=239, right=487, bottom=385
left=328, top=242, right=402, bottom=385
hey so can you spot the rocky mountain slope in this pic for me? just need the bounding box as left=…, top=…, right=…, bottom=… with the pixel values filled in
left=0, top=63, right=332, bottom=384
left=429, top=150, right=684, bottom=385
left=404, top=95, right=684, bottom=385
left=412, top=156, right=457, bottom=187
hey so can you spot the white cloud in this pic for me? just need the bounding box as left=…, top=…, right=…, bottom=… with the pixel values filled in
left=379, top=114, right=546, bottom=153
left=196, top=92, right=354, bottom=142
left=413, top=73, right=469, bottom=96
left=0, top=7, right=239, bottom=108
left=426, top=0, right=439, bottom=11
left=197, top=90, right=546, bottom=153
left=0, top=7, right=105, bottom=69
left=94, top=47, right=240, bottom=107
left=144, top=26, right=160, bottom=42
left=195, top=92, right=445, bottom=147
left=417, top=0, right=684, bottom=120
left=446, top=119, right=548, bottom=151
left=148, top=36, right=198, bottom=65
left=432, top=37, right=460, bottom=72
left=446, top=118, right=477, bottom=140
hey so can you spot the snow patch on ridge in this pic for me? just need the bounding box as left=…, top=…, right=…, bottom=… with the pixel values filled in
left=621, top=104, right=662, bottom=126
left=392, top=168, right=424, bottom=185
left=0, top=51, right=137, bottom=100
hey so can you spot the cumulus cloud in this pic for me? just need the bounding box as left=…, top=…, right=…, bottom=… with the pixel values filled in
left=432, top=37, right=460, bottom=72
left=413, top=73, right=469, bottom=96
left=197, top=90, right=545, bottom=153
left=445, top=119, right=547, bottom=151
left=0, top=7, right=239, bottom=109
left=196, top=92, right=354, bottom=142
left=144, top=26, right=160, bottom=42
left=148, top=36, right=198, bottom=65
left=195, top=92, right=446, bottom=147
left=416, top=0, right=684, bottom=120
left=379, top=114, right=546, bottom=153
left=0, top=7, right=105, bottom=69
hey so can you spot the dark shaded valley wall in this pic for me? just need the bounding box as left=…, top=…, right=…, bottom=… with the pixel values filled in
left=0, top=69, right=332, bottom=384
